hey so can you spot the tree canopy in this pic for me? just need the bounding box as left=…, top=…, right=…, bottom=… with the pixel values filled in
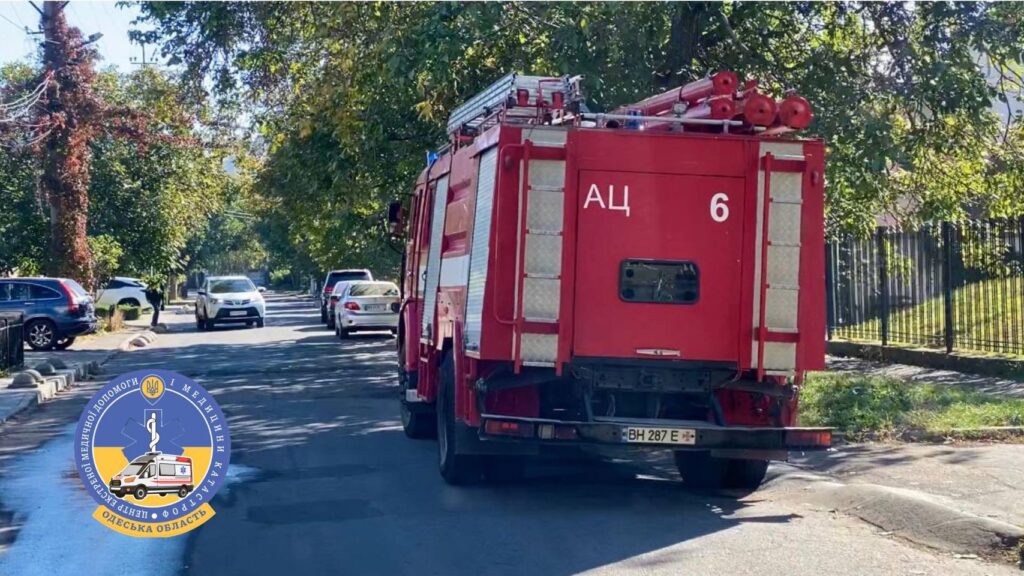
left=0, top=62, right=247, bottom=282
left=126, top=2, right=1024, bottom=272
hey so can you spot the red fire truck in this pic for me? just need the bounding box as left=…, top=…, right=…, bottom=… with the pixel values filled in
left=389, top=72, right=831, bottom=489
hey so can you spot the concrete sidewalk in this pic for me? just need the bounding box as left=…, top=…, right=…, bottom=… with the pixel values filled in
left=0, top=317, right=157, bottom=426
left=785, top=441, right=1024, bottom=530
left=828, top=355, right=1024, bottom=398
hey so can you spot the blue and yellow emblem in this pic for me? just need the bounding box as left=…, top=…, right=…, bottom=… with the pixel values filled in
left=74, top=369, right=231, bottom=537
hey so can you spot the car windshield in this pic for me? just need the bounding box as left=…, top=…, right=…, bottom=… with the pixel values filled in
left=209, top=279, right=255, bottom=294
left=120, top=463, right=145, bottom=476
left=326, top=271, right=370, bottom=287
left=349, top=282, right=399, bottom=297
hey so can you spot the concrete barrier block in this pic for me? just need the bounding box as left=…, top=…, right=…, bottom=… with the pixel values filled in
left=55, top=369, right=76, bottom=388
left=9, top=370, right=43, bottom=390
left=33, top=362, right=56, bottom=376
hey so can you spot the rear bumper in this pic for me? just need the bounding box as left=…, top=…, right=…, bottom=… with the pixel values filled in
left=62, top=319, right=98, bottom=337
left=479, top=414, right=831, bottom=453
left=339, top=312, right=398, bottom=330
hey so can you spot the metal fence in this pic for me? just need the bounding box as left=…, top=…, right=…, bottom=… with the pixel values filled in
left=827, top=219, right=1024, bottom=355
left=0, top=312, right=25, bottom=372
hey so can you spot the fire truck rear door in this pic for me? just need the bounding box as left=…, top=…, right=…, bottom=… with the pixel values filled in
left=573, top=171, right=746, bottom=363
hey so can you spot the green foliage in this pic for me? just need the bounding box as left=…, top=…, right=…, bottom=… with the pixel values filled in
left=87, top=234, right=124, bottom=288
left=135, top=1, right=1024, bottom=269
left=2, top=62, right=254, bottom=281
left=800, top=372, right=1024, bottom=436
left=117, top=304, right=141, bottom=321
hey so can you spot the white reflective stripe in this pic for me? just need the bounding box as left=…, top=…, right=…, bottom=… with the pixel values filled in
left=439, top=254, right=470, bottom=287
left=405, top=389, right=423, bottom=403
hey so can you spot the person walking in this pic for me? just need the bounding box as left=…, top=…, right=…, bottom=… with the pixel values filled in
left=145, top=281, right=165, bottom=327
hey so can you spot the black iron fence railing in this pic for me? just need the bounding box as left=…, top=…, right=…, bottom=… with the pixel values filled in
left=827, top=219, right=1024, bottom=355
left=0, top=312, right=25, bottom=372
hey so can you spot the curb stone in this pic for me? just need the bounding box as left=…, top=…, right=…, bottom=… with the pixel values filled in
left=119, top=329, right=157, bottom=351
left=789, top=475, right=1024, bottom=562
left=0, top=332, right=136, bottom=425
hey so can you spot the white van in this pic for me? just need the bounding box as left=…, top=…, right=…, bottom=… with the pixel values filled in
left=109, top=453, right=194, bottom=500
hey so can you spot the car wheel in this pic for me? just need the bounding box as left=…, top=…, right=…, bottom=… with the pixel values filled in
left=178, top=486, right=189, bottom=498
left=256, top=318, right=264, bottom=328
left=196, top=314, right=206, bottom=331
left=117, top=298, right=140, bottom=308
left=54, top=337, right=76, bottom=350
left=338, top=328, right=349, bottom=339
left=437, top=350, right=482, bottom=485
left=320, top=307, right=327, bottom=323
left=25, top=319, right=57, bottom=351
left=133, top=486, right=147, bottom=500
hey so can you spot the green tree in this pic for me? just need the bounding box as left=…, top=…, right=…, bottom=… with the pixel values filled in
left=135, top=0, right=1024, bottom=266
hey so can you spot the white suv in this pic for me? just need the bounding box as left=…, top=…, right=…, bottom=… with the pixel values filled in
left=95, top=277, right=152, bottom=312
left=195, top=276, right=266, bottom=330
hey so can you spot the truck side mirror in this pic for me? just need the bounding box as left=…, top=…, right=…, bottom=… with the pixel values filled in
left=386, top=200, right=405, bottom=237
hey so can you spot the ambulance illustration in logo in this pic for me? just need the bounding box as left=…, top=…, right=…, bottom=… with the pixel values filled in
left=74, top=370, right=231, bottom=537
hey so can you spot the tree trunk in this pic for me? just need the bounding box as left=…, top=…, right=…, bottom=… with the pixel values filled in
left=41, top=1, right=96, bottom=289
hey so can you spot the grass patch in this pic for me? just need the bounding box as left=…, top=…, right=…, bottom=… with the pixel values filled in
left=834, top=277, right=1024, bottom=355
left=799, top=372, right=1024, bottom=438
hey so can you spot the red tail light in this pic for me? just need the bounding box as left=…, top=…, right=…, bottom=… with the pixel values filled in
left=59, top=280, right=79, bottom=315
left=344, top=302, right=361, bottom=311
left=484, top=419, right=535, bottom=438
left=324, top=286, right=334, bottom=294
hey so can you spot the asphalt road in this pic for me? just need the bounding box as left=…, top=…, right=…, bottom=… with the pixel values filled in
left=0, top=294, right=1016, bottom=575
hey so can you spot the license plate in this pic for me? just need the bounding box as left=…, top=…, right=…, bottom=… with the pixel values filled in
left=229, top=311, right=247, bottom=317
left=364, top=304, right=385, bottom=311
left=622, top=426, right=696, bottom=445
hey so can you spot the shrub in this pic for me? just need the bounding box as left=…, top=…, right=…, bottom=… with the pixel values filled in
left=117, top=304, right=140, bottom=321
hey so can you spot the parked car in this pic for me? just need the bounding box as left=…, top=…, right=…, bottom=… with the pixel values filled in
left=325, top=280, right=355, bottom=330
left=95, top=276, right=153, bottom=312
left=319, top=269, right=373, bottom=323
left=0, top=277, right=97, bottom=350
left=334, top=280, right=400, bottom=338
left=194, top=275, right=266, bottom=330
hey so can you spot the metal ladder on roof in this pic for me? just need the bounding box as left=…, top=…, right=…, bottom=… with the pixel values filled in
left=511, top=128, right=568, bottom=372
left=446, top=74, right=577, bottom=136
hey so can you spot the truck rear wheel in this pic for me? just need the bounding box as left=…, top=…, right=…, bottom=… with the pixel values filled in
left=674, top=451, right=769, bottom=492
left=437, top=350, right=482, bottom=485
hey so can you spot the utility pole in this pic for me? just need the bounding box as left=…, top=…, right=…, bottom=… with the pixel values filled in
left=130, top=39, right=155, bottom=68
left=36, top=0, right=100, bottom=288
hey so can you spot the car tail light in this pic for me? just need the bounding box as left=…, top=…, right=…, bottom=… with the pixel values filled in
left=344, top=302, right=361, bottom=311
left=324, top=286, right=334, bottom=294
left=58, top=280, right=80, bottom=315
